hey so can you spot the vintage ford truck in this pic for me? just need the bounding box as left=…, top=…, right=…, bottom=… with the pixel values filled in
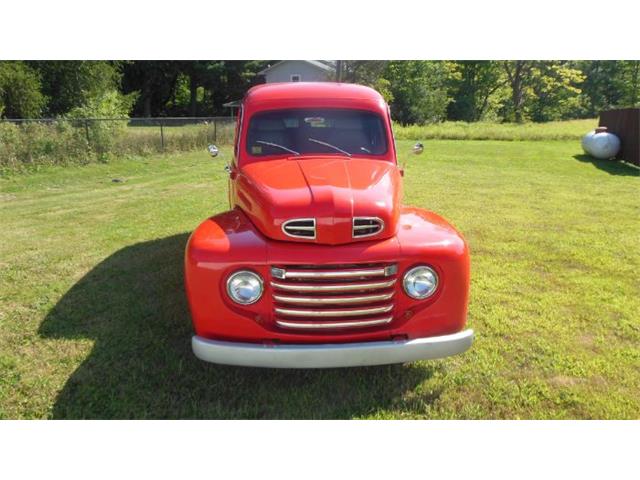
left=185, top=82, right=473, bottom=368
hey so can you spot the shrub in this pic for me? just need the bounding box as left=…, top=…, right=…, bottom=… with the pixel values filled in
left=0, top=117, right=236, bottom=174
left=65, top=90, right=137, bottom=160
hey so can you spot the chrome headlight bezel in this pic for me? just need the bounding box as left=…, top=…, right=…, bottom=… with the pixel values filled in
left=402, top=265, right=439, bottom=300
left=226, top=270, right=264, bottom=305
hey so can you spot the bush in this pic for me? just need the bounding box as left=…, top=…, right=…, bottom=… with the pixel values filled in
left=0, top=121, right=90, bottom=173
left=65, top=89, right=137, bottom=160
left=0, top=118, right=235, bottom=174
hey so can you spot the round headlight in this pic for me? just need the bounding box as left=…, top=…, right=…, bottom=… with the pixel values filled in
left=226, top=270, right=264, bottom=305
left=403, top=266, right=438, bottom=299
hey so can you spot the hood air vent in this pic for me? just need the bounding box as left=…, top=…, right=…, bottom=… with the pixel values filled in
left=353, top=217, right=384, bottom=238
left=282, top=218, right=316, bottom=239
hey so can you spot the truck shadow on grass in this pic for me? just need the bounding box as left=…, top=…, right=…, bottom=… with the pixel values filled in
left=573, top=154, right=640, bottom=176
left=39, top=233, right=439, bottom=419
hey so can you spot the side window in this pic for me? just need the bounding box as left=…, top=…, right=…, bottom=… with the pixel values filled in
left=290, top=74, right=301, bottom=82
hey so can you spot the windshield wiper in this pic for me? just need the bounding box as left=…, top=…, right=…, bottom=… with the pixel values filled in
left=256, top=140, right=300, bottom=156
left=308, top=138, right=352, bottom=157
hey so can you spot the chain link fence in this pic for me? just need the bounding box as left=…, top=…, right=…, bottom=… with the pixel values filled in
left=0, top=116, right=236, bottom=171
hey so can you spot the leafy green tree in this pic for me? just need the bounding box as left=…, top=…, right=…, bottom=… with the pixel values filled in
left=178, top=61, right=216, bottom=116
left=527, top=62, right=585, bottom=121
left=335, top=61, right=393, bottom=103
left=577, top=61, right=620, bottom=116
left=121, top=61, right=181, bottom=117
left=618, top=60, right=640, bottom=107
left=447, top=61, right=507, bottom=121
left=385, top=61, right=451, bottom=124
left=0, top=61, right=46, bottom=118
left=502, top=61, right=584, bottom=122
left=200, top=61, right=270, bottom=115
left=122, top=60, right=269, bottom=117
left=623, top=61, right=640, bottom=106
left=502, top=61, right=534, bottom=123
left=577, top=61, right=640, bottom=116
left=28, top=61, right=122, bottom=116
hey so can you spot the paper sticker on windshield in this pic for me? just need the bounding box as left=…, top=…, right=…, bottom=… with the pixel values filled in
left=252, top=145, right=262, bottom=154
left=304, top=117, right=327, bottom=127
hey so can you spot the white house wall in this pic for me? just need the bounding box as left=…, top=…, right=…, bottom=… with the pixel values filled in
left=264, top=61, right=332, bottom=83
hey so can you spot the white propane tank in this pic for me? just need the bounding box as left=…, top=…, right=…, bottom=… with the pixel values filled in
left=582, top=127, right=621, bottom=160
left=581, top=130, right=596, bottom=154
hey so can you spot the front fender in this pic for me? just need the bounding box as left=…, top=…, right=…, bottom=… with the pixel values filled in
left=185, top=209, right=271, bottom=340
left=185, top=207, right=470, bottom=343
left=394, top=207, right=470, bottom=337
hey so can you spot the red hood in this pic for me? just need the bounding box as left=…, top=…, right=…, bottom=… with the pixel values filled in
left=235, top=157, right=402, bottom=245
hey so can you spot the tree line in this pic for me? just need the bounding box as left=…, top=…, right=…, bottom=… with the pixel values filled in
left=0, top=60, right=638, bottom=123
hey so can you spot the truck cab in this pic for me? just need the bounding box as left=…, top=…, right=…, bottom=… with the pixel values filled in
left=185, top=82, right=473, bottom=368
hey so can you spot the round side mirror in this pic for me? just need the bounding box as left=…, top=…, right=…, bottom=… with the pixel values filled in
left=412, top=142, right=424, bottom=155
left=207, top=144, right=219, bottom=157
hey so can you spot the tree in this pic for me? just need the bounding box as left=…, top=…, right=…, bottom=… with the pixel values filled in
left=447, top=61, right=506, bottom=121
left=502, top=61, right=534, bottom=123
left=121, top=61, right=182, bottom=117
left=200, top=61, right=270, bottom=115
left=626, top=61, right=640, bottom=106
left=0, top=61, right=46, bottom=118
left=620, top=60, right=640, bottom=107
left=385, top=61, right=452, bottom=124
left=122, top=61, right=270, bottom=117
left=612, top=60, right=640, bottom=108
left=334, top=61, right=393, bottom=103
left=502, top=61, right=584, bottom=122
left=527, top=62, right=584, bottom=121
left=28, top=61, right=122, bottom=116
left=178, top=61, right=216, bottom=116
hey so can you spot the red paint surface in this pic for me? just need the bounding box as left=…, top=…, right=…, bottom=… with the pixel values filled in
left=236, top=157, right=401, bottom=245
left=185, top=83, right=470, bottom=345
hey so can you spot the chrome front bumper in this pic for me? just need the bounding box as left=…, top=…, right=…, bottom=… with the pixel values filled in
left=192, top=329, right=474, bottom=368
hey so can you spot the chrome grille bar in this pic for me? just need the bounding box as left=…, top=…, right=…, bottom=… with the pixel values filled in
left=276, top=316, right=393, bottom=330
left=275, top=304, right=393, bottom=317
left=273, top=292, right=394, bottom=305
left=282, top=267, right=388, bottom=279
left=270, top=279, right=396, bottom=292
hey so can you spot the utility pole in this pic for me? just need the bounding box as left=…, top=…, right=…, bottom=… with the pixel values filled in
left=336, top=60, right=343, bottom=82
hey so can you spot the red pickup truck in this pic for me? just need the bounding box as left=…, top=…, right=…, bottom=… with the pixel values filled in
left=185, top=82, right=473, bottom=368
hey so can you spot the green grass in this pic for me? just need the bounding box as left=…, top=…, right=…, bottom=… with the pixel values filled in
left=0, top=140, right=638, bottom=419
left=394, top=118, right=598, bottom=141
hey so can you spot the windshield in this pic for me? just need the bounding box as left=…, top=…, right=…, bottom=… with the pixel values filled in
left=246, top=108, right=388, bottom=157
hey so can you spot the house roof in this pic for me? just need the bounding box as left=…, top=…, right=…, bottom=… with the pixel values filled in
left=258, top=60, right=336, bottom=76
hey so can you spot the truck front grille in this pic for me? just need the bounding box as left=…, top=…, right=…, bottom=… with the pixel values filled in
left=270, top=263, right=397, bottom=330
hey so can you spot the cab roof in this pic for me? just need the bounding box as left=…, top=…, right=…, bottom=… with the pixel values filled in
left=243, top=82, right=387, bottom=113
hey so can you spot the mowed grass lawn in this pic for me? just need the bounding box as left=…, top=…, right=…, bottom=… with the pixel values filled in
left=1, top=140, right=638, bottom=419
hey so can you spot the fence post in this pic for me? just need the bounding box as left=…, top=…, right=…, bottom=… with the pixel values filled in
left=160, top=120, right=165, bottom=152
left=84, top=119, right=90, bottom=146
left=213, top=118, right=217, bottom=143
